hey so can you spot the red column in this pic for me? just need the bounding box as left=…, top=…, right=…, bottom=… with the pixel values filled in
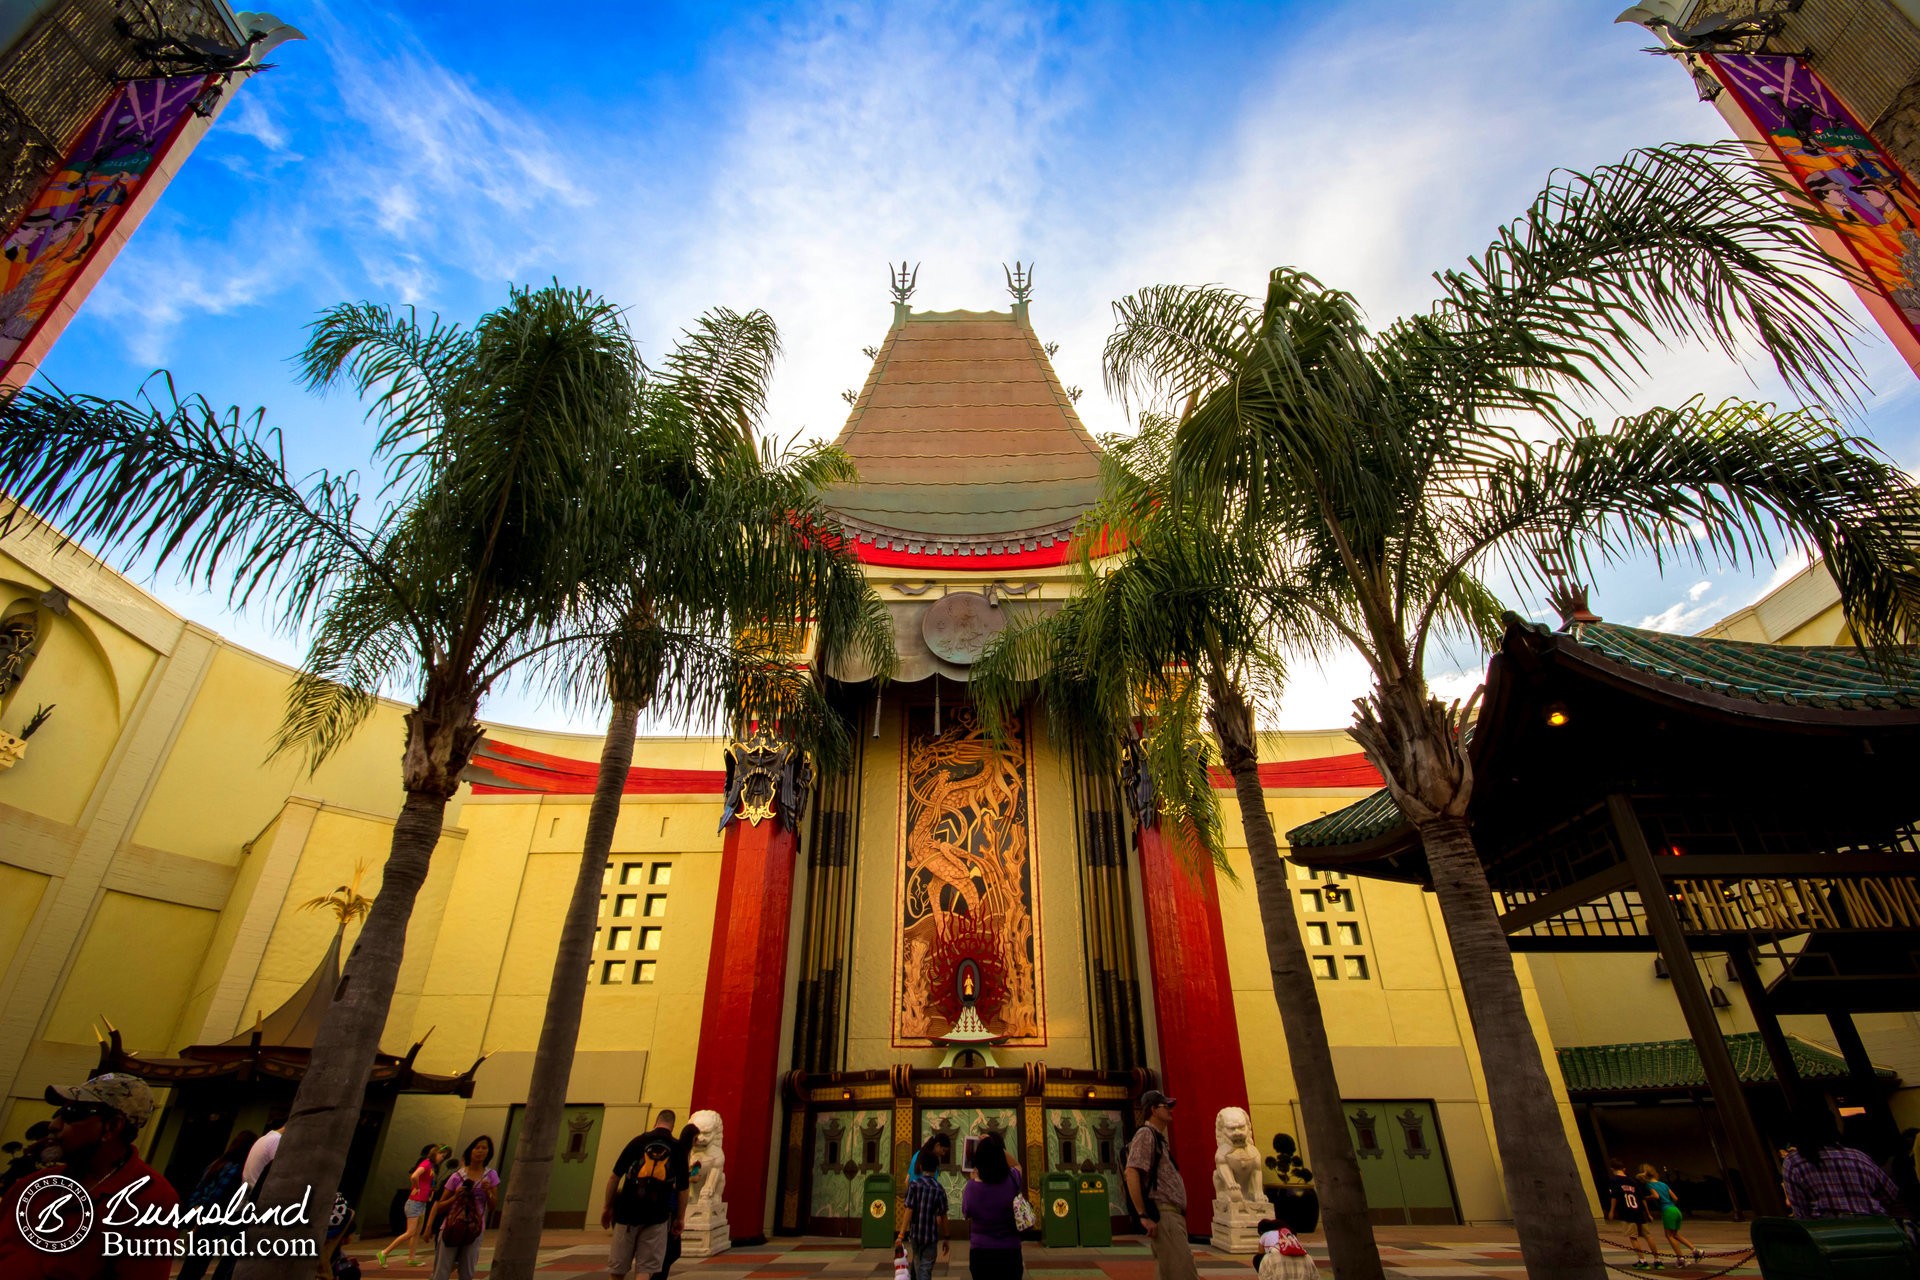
left=689, top=809, right=798, bottom=1243
left=1135, top=824, right=1252, bottom=1219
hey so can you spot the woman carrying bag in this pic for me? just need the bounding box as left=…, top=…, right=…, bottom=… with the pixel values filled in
left=961, top=1133, right=1028, bottom=1280
left=427, top=1136, right=498, bottom=1280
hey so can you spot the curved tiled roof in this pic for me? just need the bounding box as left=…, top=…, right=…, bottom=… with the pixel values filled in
left=1286, top=616, right=1920, bottom=853
left=826, top=306, right=1105, bottom=549
left=1557, top=1032, right=1893, bottom=1096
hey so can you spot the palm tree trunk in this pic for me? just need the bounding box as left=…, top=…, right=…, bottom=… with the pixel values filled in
left=237, top=785, right=456, bottom=1278
left=490, top=696, right=642, bottom=1280
left=1420, top=813, right=1605, bottom=1278
left=1207, top=681, right=1383, bottom=1280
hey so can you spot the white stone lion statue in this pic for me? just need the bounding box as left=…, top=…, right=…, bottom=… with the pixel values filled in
left=688, top=1109, right=727, bottom=1218
left=1213, top=1106, right=1262, bottom=1204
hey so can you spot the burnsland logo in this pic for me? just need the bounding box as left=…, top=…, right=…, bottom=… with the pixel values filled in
left=12, top=1171, right=314, bottom=1259
left=14, top=1173, right=94, bottom=1253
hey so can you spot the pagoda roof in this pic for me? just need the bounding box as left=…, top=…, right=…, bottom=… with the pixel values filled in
left=1287, top=614, right=1920, bottom=864
left=1556, top=1032, right=1894, bottom=1098
left=827, top=305, right=1104, bottom=559
left=97, top=927, right=480, bottom=1095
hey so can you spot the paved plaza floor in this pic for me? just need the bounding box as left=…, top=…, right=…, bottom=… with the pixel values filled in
left=353, top=1220, right=1765, bottom=1278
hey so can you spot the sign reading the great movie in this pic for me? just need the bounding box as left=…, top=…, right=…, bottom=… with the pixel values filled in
left=1670, top=875, right=1920, bottom=934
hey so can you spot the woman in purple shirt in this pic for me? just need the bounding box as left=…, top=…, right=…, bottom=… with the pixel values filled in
left=960, top=1133, right=1025, bottom=1280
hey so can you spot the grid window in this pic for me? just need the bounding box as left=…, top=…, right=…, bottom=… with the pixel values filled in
left=615, top=895, right=638, bottom=918
left=1311, top=956, right=1337, bottom=980
left=636, top=961, right=658, bottom=983
left=1306, top=923, right=1330, bottom=946
left=602, top=961, right=627, bottom=984
left=1344, top=956, right=1369, bottom=979
left=639, top=927, right=663, bottom=951
left=644, top=894, right=667, bottom=918
left=649, top=863, right=672, bottom=885
left=602, top=866, right=612, bottom=886
left=1338, top=923, right=1362, bottom=946
left=608, top=927, right=632, bottom=951
left=1333, top=892, right=1355, bottom=913
left=621, top=863, right=645, bottom=885
left=1300, top=889, right=1323, bottom=913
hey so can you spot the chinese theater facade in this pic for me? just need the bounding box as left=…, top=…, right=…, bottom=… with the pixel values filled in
left=0, top=288, right=1562, bottom=1242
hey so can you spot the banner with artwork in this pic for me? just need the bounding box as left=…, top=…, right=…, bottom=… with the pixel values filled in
left=894, top=705, right=1044, bottom=1046
left=1707, top=53, right=1920, bottom=345
left=0, top=75, right=208, bottom=378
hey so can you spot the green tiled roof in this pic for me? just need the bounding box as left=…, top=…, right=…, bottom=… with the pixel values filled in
left=1557, top=1032, right=1895, bottom=1096
left=1568, top=620, right=1920, bottom=711
left=1285, top=618, right=1920, bottom=853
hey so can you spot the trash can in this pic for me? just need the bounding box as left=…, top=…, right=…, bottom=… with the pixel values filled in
left=1041, top=1172, right=1078, bottom=1247
left=860, top=1173, right=896, bottom=1249
left=1075, top=1173, right=1112, bottom=1247
left=1750, top=1215, right=1920, bottom=1279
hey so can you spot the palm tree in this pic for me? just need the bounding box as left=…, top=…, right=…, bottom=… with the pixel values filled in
left=971, top=417, right=1385, bottom=1280
left=488, top=310, right=892, bottom=1280
left=0, top=283, right=651, bottom=1272
left=1102, top=143, right=1920, bottom=1278
left=299, top=860, right=375, bottom=927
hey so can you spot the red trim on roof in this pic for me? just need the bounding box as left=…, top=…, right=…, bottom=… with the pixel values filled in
left=467, top=739, right=726, bottom=796
left=1209, top=752, right=1383, bottom=790
left=842, top=526, right=1122, bottom=569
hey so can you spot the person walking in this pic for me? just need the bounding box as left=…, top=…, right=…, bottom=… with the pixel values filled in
left=380, top=1143, right=444, bottom=1268
left=177, top=1130, right=257, bottom=1280
left=899, top=1135, right=951, bottom=1280
left=960, top=1133, right=1024, bottom=1280
left=602, top=1110, right=688, bottom=1280
left=427, top=1136, right=498, bottom=1280
left=1125, top=1092, right=1197, bottom=1280
left=0, top=1073, right=179, bottom=1280
left=651, top=1123, right=702, bottom=1280
left=1781, top=1109, right=1904, bottom=1220
left=1600, top=1159, right=1656, bottom=1268
left=1635, top=1164, right=1699, bottom=1266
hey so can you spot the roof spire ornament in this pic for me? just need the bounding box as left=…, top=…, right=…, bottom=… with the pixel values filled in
left=1536, top=543, right=1602, bottom=630
left=1003, top=261, right=1033, bottom=303
left=889, top=261, right=919, bottom=326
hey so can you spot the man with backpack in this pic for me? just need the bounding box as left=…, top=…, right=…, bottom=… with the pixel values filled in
left=604, top=1110, right=690, bottom=1280
left=1126, top=1091, right=1198, bottom=1280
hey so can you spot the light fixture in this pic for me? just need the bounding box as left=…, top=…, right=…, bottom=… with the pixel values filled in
left=1654, top=956, right=1669, bottom=979
left=1708, top=984, right=1732, bottom=1009
left=1085, top=1087, right=1096, bottom=1099
left=1544, top=701, right=1570, bottom=728
left=842, top=1088, right=853, bottom=1100
left=963, top=1086, right=974, bottom=1097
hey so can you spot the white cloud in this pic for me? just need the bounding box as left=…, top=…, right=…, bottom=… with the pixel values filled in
left=1639, top=594, right=1723, bottom=633
left=1688, top=580, right=1712, bottom=601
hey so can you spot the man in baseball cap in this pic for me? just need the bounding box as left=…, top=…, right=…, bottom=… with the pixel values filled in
left=0, top=1072, right=181, bottom=1279
left=1125, top=1090, right=1194, bottom=1280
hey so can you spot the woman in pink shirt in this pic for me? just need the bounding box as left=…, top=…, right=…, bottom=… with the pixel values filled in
left=380, top=1143, right=446, bottom=1267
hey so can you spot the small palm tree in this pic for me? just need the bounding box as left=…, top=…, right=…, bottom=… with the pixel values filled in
left=972, top=418, right=1384, bottom=1280
left=1103, top=143, right=1920, bottom=1278
left=299, top=860, right=374, bottom=928
left=0, top=282, right=648, bottom=1273
left=488, top=310, right=892, bottom=1280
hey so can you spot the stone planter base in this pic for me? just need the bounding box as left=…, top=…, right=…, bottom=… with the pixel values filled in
left=678, top=1220, right=731, bottom=1257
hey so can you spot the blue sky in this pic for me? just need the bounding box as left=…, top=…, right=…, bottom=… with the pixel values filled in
left=31, top=0, right=1920, bottom=732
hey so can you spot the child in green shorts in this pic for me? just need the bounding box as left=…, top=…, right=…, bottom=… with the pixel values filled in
left=1637, top=1164, right=1701, bottom=1265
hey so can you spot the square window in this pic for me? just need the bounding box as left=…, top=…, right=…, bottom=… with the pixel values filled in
left=1306, top=923, right=1330, bottom=946
left=593, top=927, right=603, bottom=950
left=645, top=894, right=668, bottom=918
left=640, top=927, right=663, bottom=951
left=615, top=895, right=638, bottom=918
left=601, top=866, right=612, bottom=886
left=609, top=927, right=632, bottom=951
left=1292, top=863, right=1316, bottom=881
left=650, top=863, right=672, bottom=885
left=599, top=894, right=608, bottom=914
left=602, top=960, right=626, bottom=984
left=1334, top=892, right=1356, bottom=912
left=1344, top=956, right=1369, bottom=979
left=621, top=863, right=645, bottom=885
left=1338, top=923, right=1362, bottom=946
left=1311, top=956, right=1337, bottom=980
left=1300, top=890, right=1324, bottom=913
left=636, top=961, right=657, bottom=983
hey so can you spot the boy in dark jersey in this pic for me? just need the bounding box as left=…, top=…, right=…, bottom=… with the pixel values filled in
left=1601, top=1159, right=1658, bottom=1268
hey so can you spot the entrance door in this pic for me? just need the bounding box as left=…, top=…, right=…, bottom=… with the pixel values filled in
left=501, top=1104, right=605, bottom=1229
left=1342, top=1101, right=1459, bottom=1225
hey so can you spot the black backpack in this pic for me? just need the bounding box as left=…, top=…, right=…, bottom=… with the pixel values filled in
left=615, top=1133, right=679, bottom=1224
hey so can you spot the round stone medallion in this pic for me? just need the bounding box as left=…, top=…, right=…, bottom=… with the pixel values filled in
left=921, top=591, right=1004, bottom=665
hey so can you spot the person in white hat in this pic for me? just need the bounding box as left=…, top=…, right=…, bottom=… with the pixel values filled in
left=0, top=1072, right=181, bottom=1279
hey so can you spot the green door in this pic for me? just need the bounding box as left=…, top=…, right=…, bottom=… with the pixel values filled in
left=500, top=1103, right=605, bottom=1229
left=1342, top=1101, right=1458, bottom=1226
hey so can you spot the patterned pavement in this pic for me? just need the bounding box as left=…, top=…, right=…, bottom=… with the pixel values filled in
left=354, top=1221, right=1764, bottom=1278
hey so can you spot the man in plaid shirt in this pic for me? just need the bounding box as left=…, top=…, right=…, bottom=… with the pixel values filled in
left=898, top=1139, right=952, bottom=1280
left=1783, top=1139, right=1904, bottom=1219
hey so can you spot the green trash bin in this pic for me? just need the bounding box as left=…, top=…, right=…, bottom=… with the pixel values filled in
left=860, top=1173, right=897, bottom=1249
left=1041, top=1172, right=1079, bottom=1247
left=1750, top=1215, right=1920, bottom=1279
left=1075, top=1173, right=1113, bottom=1247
